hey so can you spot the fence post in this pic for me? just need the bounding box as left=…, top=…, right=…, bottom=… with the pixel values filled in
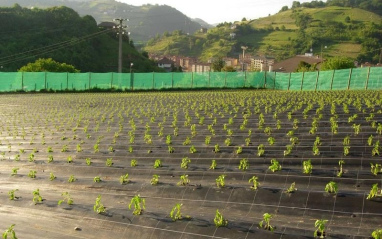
left=131, top=73, right=134, bottom=91
left=171, top=72, right=174, bottom=89
left=300, top=72, right=305, bottom=91
left=191, top=72, right=194, bottom=88
left=274, top=72, right=276, bottom=89
left=208, top=71, right=211, bottom=88
left=287, top=73, right=291, bottom=91
left=88, top=72, right=91, bottom=90
left=45, top=72, right=47, bottom=90
left=330, top=70, right=335, bottom=90
left=347, top=68, right=352, bottom=90
left=66, top=72, right=69, bottom=90
left=21, top=72, right=24, bottom=91
left=315, top=71, right=319, bottom=91
left=111, top=72, right=113, bottom=89
left=152, top=72, right=155, bottom=90
left=244, top=71, right=247, bottom=88
left=365, top=67, right=371, bottom=90
left=225, top=72, right=227, bottom=88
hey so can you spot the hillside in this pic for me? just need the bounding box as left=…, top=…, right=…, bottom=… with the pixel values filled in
left=0, top=0, right=206, bottom=42
left=0, top=4, right=161, bottom=72
left=144, top=6, right=382, bottom=63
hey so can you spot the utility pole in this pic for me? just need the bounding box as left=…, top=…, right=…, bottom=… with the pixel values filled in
left=114, top=18, right=128, bottom=73
left=241, top=46, right=248, bottom=72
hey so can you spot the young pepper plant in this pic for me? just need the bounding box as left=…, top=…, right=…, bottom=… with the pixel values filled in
left=214, top=209, right=228, bottom=227
left=325, top=181, right=338, bottom=194
left=2, top=224, right=17, bottom=239
left=314, top=219, right=328, bottom=238
left=170, top=203, right=183, bottom=221
left=58, top=192, right=73, bottom=206
left=259, top=213, right=274, bottom=232
left=128, top=195, right=145, bottom=215
left=249, top=176, right=260, bottom=190
left=367, top=183, right=382, bottom=200
left=93, top=195, right=106, bottom=214
left=216, top=175, right=226, bottom=188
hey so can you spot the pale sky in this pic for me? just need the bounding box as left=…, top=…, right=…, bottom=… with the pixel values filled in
left=118, top=0, right=314, bottom=24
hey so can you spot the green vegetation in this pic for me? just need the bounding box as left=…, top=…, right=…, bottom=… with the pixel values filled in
left=259, top=213, right=274, bottom=232
left=2, top=224, right=17, bottom=239
left=128, top=195, right=145, bottom=215
left=214, top=210, right=228, bottom=227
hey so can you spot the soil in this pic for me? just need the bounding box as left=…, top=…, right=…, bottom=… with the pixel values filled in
left=0, top=90, right=381, bottom=238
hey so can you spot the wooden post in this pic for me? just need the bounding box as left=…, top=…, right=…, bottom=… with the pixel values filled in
left=44, top=72, right=47, bottom=90
left=66, top=72, right=69, bottom=90
left=287, top=73, right=291, bottom=91
left=330, top=70, right=335, bottom=90
left=300, top=72, right=305, bottom=91
left=365, top=67, right=371, bottom=90
left=347, top=68, right=352, bottom=90
left=315, top=71, right=319, bottom=91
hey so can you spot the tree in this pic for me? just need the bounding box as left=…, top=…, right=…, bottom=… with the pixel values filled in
left=321, top=56, right=355, bottom=71
left=280, top=6, right=289, bottom=12
left=211, top=57, right=225, bottom=72
left=18, top=58, right=80, bottom=72
left=222, top=66, right=236, bottom=72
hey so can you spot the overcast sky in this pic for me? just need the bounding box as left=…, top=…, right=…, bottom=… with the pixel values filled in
left=118, top=0, right=314, bottom=24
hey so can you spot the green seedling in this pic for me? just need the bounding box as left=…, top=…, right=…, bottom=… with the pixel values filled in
left=32, top=189, right=42, bottom=204
left=58, top=192, right=73, bottom=206
left=214, top=209, right=228, bottom=227
left=131, top=159, right=137, bottom=167
left=216, top=175, right=226, bottom=188
left=106, top=158, right=113, bottom=167
left=209, top=160, right=217, bottom=170
left=337, top=160, right=345, bottom=177
left=249, top=176, right=260, bottom=190
left=372, top=141, right=380, bottom=156
left=181, top=157, right=191, bottom=169
left=284, top=144, right=293, bottom=156
left=372, top=229, right=382, bottom=239
left=93, top=176, right=102, bottom=183
left=343, top=146, right=350, bottom=156
left=312, top=145, right=320, bottom=156
left=49, top=172, right=56, bottom=181
left=119, top=173, right=129, bottom=184
left=170, top=203, right=183, bottom=221
left=343, top=136, right=350, bottom=146
left=68, top=175, right=76, bottom=183
left=259, top=213, right=274, bottom=231
left=286, top=182, right=297, bottom=193
left=151, top=174, right=159, bottom=185
left=168, top=146, right=175, bottom=153
left=189, top=145, right=197, bottom=153
left=28, top=170, right=37, bottom=178
left=367, top=183, right=382, bottom=200
left=93, top=195, right=106, bottom=214
left=371, top=163, right=382, bottom=176
left=239, top=158, right=249, bottom=171
left=47, top=146, right=53, bottom=153
left=368, top=135, right=374, bottom=146
left=269, top=159, right=281, bottom=172
left=93, top=143, right=99, bottom=153
left=325, top=181, right=338, bottom=194
left=257, top=144, right=265, bottom=157
left=154, top=159, right=162, bottom=168
left=267, top=137, right=275, bottom=145
left=108, top=146, right=114, bottom=153
left=245, top=137, right=251, bottom=146
left=183, top=136, right=191, bottom=145
left=11, top=168, right=19, bottom=176
left=76, top=144, right=82, bottom=152
left=128, top=146, right=133, bottom=153
left=28, top=153, right=35, bottom=162
left=235, top=146, right=242, bottom=154
left=2, top=224, right=17, bottom=239
left=8, top=189, right=18, bottom=200
left=224, top=138, right=231, bottom=146
left=128, top=195, right=145, bottom=215
left=67, top=156, right=73, bottom=163
left=177, top=174, right=190, bottom=186
left=166, top=135, right=172, bottom=145
left=61, top=145, right=68, bottom=152
left=86, top=158, right=91, bottom=166
left=205, top=136, right=211, bottom=145
left=47, top=155, right=53, bottom=163
left=314, top=219, right=328, bottom=238
left=303, top=159, right=313, bottom=174
left=214, top=144, right=220, bottom=153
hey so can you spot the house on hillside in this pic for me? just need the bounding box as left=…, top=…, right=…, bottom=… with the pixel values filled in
left=273, top=55, right=323, bottom=73
left=250, top=56, right=275, bottom=71
left=191, top=63, right=211, bottom=72
left=157, top=57, right=174, bottom=72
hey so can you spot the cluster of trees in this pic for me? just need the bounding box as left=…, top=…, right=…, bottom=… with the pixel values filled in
left=280, top=0, right=382, bottom=15
left=0, top=4, right=161, bottom=72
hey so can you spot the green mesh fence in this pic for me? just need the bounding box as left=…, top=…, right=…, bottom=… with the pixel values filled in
left=173, top=73, right=192, bottom=88
left=302, top=72, right=319, bottom=91
left=367, top=67, right=382, bottom=90
left=0, top=69, right=380, bottom=92
left=332, top=69, right=351, bottom=90
left=316, top=70, right=334, bottom=91
left=154, top=73, right=173, bottom=89
left=246, top=72, right=265, bottom=88
left=0, top=72, right=22, bottom=91
left=193, top=72, right=209, bottom=88
left=274, top=72, right=289, bottom=90
left=289, top=72, right=303, bottom=90
left=266, top=72, right=276, bottom=89
left=349, top=68, right=368, bottom=90
left=112, top=73, right=131, bottom=90
left=90, top=73, right=112, bottom=89
left=46, top=72, right=67, bottom=90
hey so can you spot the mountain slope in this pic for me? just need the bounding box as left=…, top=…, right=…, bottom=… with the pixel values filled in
left=0, top=0, right=207, bottom=42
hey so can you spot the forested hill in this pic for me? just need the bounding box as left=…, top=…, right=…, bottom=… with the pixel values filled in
left=0, top=0, right=208, bottom=42
left=0, top=4, right=161, bottom=72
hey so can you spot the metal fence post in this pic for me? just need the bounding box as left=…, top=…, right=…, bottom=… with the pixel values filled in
left=45, top=72, right=47, bottom=90
left=365, top=67, right=371, bottom=90
left=21, top=72, right=24, bottom=91
left=172, top=72, right=174, bottom=89
left=330, top=70, right=335, bottom=90
left=287, top=73, right=291, bottom=91
left=191, top=72, right=194, bottom=88
left=347, top=68, right=352, bottom=90
left=244, top=71, right=247, bottom=88
left=66, top=72, right=69, bottom=90
left=111, top=72, right=113, bottom=89
left=300, top=72, right=305, bottom=91
left=225, top=72, right=227, bottom=88
left=152, top=72, right=155, bottom=90
left=88, top=72, right=91, bottom=90
left=315, top=71, right=319, bottom=91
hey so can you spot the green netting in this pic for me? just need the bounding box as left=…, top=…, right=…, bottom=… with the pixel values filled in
left=246, top=72, right=265, bottom=88
left=274, top=72, right=289, bottom=90
left=332, top=69, right=350, bottom=90
left=367, top=67, right=382, bottom=90
left=317, top=70, right=334, bottom=90
left=226, top=72, right=245, bottom=88
left=46, top=72, right=68, bottom=90
left=193, top=72, right=209, bottom=88
left=133, top=73, right=154, bottom=90
left=23, top=72, right=46, bottom=91
left=349, top=68, right=368, bottom=90
left=172, top=73, right=192, bottom=88
left=0, top=72, right=22, bottom=91
left=90, top=73, right=112, bottom=89
left=112, top=73, right=131, bottom=90
left=153, top=73, right=172, bottom=89
left=266, top=72, right=276, bottom=89
left=302, top=72, right=319, bottom=91
left=68, top=73, right=89, bottom=90
left=289, top=72, right=303, bottom=90
left=209, top=72, right=226, bottom=88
